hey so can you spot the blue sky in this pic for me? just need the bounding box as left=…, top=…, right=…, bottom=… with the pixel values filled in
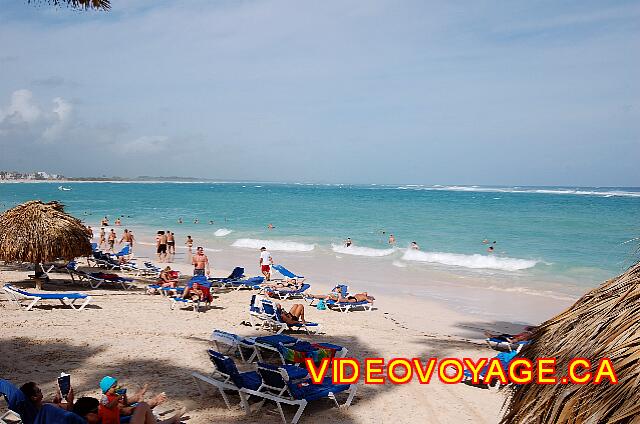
left=0, top=0, right=638, bottom=185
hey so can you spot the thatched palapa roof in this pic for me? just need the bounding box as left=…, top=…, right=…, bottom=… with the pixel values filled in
left=501, top=261, right=640, bottom=424
left=0, top=200, right=92, bottom=264
left=28, top=0, right=110, bottom=10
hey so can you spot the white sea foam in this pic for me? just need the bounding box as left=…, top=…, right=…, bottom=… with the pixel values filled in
left=331, top=244, right=396, bottom=257
left=394, top=185, right=640, bottom=198
left=214, top=228, right=233, bottom=237
left=392, top=260, right=407, bottom=268
left=401, top=249, right=538, bottom=271
left=232, top=238, right=315, bottom=252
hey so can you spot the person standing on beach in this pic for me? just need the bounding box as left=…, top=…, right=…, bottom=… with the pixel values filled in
left=107, top=229, right=117, bottom=252
left=259, top=247, right=273, bottom=281
left=99, top=227, right=106, bottom=248
left=166, top=231, right=175, bottom=255
left=156, top=231, right=168, bottom=261
left=192, top=247, right=210, bottom=276
left=120, top=229, right=134, bottom=252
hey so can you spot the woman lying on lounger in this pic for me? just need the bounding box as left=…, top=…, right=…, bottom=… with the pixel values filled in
left=262, top=280, right=303, bottom=291
left=307, top=287, right=375, bottom=303
left=276, top=303, right=307, bottom=325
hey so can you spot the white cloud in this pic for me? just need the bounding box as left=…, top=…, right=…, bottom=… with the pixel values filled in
left=122, top=135, right=170, bottom=153
left=0, top=89, right=73, bottom=142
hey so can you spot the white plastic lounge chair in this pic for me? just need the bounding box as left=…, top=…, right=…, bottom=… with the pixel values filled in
left=261, top=300, right=321, bottom=335
left=241, top=363, right=357, bottom=424
left=3, top=284, right=92, bottom=311
left=192, top=349, right=262, bottom=410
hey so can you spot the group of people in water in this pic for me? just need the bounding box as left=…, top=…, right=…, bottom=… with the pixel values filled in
left=344, top=234, right=420, bottom=250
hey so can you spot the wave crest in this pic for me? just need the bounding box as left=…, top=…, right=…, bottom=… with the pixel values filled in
left=232, top=238, right=315, bottom=252
left=401, top=249, right=538, bottom=271
left=331, top=244, right=396, bottom=257
left=214, top=228, right=233, bottom=237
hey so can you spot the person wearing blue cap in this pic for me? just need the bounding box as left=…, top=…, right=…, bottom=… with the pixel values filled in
left=97, top=376, right=184, bottom=424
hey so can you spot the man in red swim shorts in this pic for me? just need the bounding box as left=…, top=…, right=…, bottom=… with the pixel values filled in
left=259, top=246, right=273, bottom=281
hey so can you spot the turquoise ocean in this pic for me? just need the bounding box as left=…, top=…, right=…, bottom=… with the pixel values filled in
left=1, top=182, right=638, bottom=298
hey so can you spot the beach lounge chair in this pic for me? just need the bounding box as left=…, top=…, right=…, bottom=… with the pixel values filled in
left=326, top=297, right=373, bottom=313
left=242, top=363, right=357, bottom=424
left=461, top=350, right=519, bottom=390
left=271, top=265, right=305, bottom=284
left=226, top=276, right=264, bottom=291
left=485, top=337, right=530, bottom=353
left=249, top=295, right=271, bottom=327
left=1, top=378, right=36, bottom=424
left=34, top=404, right=84, bottom=424
left=192, top=349, right=262, bottom=410
left=3, top=284, right=92, bottom=311
left=66, top=264, right=134, bottom=290
left=265, top=283, right=311, bottom=300
left=209, top=267, right=245, bottom=285
left=170, top=276, right=213, bottom=312
left=210, top=330, right=258, bottom=362
left=261, top=301, right=321, bottom=335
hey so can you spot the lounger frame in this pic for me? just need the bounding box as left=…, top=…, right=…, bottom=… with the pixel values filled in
left=3, top=285, right=92, bottom=311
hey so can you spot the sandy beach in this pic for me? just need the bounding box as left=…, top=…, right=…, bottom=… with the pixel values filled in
left=0, top=242, right=575, bottom=423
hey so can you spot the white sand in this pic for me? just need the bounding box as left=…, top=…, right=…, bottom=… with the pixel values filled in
left=0, top=244, right=574, bottom=423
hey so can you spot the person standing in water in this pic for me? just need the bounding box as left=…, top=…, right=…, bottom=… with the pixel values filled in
left=345, top=237, right=352, bottom=247
left=388, top=234, right=396, bottom=245
left=99, top=227, right=106, bottom=248
left=185, top=235, right=193, bottom=252
left=166, top=231, right=175, bottom=255
left=410, top=241, right=420, bottom=250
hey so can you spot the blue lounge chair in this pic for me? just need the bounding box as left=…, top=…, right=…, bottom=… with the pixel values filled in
left=34, top=404, right=84, bottom=424
left=261, top=301, right=321, bottom=334
left=271, top=265, right=305, bottom=284
left=3, top=284, right=92, bottom=311
left=485, top=337, right=530, bottom=353
left=265, top=283, right=311, bottom=300
left=226, top=276, right=264, bottom=291
left=1, top=378, right=37, bottom=424
left=243, top=362, right=357, bottom=424
left=191, top=349, right=262, bottom=409
left=67, top=265, right=134, bottom=290
left=209, top=267, right=245, bottom=285
left=462, top=350, right=519, bottom=390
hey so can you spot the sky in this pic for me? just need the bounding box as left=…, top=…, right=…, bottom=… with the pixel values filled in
left=0, top=0, right=638, bottom=185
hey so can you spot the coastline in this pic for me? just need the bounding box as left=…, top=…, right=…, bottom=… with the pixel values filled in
left=0, top=247, right=528, bottom=423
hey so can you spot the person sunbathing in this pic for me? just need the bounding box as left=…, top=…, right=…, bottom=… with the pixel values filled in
left=73, top=396, right=185, bottom=424
left=484, top=326, right=535, bottom=343
left=158, top=266, right=179, bottom=288
left=262, top=280, right=303, bottom=290
left=308, top=287, right=375, bottom=303
left=181, top=282, right=204, bottom=301
left=276, top=303, right=307, bottom=325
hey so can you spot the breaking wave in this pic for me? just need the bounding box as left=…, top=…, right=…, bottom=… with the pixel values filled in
left=331, top=244, right=396, bottom=257
left=232, top=238, right=315, bottom=252
left=401, top=249, right=538, bottom=271
left=214, top=228, right=233, bottom=237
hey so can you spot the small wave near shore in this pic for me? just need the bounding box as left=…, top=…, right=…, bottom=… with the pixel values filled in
left=401, top=249, right=538, bottom=271
left=331, top=244, right=396, bottom=257
left=232, top=238, right=315, bottom=252
left=214, top=228, right=233, bottom=237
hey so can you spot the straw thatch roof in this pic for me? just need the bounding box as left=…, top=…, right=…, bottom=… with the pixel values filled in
left=500, top=261, right=640, bottom=424
left=28, top=0, right=110, bottom=10
left=0, top=200, right=92, bottom=264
